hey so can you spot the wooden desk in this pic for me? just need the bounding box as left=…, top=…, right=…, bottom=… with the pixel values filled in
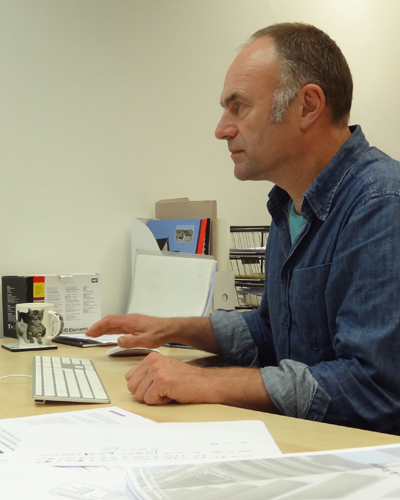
left=1, top=338, right=400, bottom=454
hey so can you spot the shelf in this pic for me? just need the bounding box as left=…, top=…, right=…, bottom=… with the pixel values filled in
left=230, top=226, right=269, bottom=310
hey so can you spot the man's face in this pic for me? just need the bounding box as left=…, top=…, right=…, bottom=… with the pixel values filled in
left=215, top=37, right=296, bottom=182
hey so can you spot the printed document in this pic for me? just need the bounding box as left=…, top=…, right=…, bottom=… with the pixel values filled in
left=11, top=420, right=281, bottom=467
left=0, top=406, right=154, bottom=458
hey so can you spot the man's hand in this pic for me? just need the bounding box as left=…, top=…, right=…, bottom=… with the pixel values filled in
left=86, top=314, right=169, bottom=349
left=125, top=352, right=280, bottom=413
left=125, top=353, right=208, bottom=405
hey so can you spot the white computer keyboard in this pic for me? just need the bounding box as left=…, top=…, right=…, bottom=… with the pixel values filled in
left=33, top=356, right=110, bottom=404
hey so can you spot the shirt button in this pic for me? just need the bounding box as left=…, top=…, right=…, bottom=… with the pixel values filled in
left=283, top=322, right=289, bottom=329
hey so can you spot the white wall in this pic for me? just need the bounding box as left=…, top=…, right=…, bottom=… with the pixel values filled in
left=1, top=0, right=399, bottom=332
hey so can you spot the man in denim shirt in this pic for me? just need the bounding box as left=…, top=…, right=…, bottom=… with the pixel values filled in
left=87, top=23, right=400, bottom=434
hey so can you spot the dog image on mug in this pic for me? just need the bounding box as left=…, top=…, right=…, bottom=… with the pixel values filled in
left=16, top=308, right=46, bottom=345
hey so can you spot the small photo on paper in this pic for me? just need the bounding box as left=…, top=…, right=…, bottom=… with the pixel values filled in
left=174, top=226, right=194, bottom=243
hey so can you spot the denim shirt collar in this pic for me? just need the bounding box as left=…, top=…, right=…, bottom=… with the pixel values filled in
left=267, top=125, right=370, bottom=222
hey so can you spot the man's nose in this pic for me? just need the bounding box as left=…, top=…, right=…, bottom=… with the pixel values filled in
left=215, top=113, right=238, bottom=140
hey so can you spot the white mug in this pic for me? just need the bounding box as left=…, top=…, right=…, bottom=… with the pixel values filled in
left=15, top=303, right=64, bottom=346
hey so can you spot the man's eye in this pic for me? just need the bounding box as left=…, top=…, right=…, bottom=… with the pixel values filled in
left=235, top=102, right=242, bottom=110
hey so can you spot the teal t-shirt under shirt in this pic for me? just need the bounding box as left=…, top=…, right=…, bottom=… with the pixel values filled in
left=289, top=201, right=305, bottom=243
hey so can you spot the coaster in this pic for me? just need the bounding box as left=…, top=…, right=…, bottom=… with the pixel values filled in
left=1, top=343, right=58, bottom=352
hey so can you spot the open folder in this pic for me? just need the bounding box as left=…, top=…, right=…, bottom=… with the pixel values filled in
left=127, top=250, right=217, bottom=318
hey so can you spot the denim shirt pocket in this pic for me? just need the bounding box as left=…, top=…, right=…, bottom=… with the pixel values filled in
left=290, top=263, right=332, bottom=350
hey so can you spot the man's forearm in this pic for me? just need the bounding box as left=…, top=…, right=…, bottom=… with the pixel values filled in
left=167, top=316, right=221, bottom=354
left=126, top=353, right=280, bottom=413
left=86, top=313, right=221, bottom=353
left=201, top=366, right=280, bottom=413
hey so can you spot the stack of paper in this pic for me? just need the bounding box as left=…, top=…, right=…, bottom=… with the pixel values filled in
left=0, top=407, right=281, bottom=499
left=127, top=250, right=217, bottom=317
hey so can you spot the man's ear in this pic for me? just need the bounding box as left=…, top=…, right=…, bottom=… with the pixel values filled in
left=299, top=84, right=325, bottom=130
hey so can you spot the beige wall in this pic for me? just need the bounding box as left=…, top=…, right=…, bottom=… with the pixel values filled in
left=0, top=0, right=399, bottom=329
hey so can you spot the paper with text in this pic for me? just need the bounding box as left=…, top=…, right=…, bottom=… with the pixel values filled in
left=0, top=406, right=154, bottom=458
left=12, top=420, right=281, bottom=467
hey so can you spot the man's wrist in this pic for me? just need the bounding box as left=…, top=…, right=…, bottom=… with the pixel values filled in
left=168, top=317, right=219, bottom=353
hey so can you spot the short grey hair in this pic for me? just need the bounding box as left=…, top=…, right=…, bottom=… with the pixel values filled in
left=249, top=23, right=353, bottom=124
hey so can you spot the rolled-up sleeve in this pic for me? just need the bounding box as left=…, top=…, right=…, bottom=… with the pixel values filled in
left=209, top=308, right=328, bottom=420
left=261, top=361, right=330, bottom=420
left=209, top=309, right=259, bottom=367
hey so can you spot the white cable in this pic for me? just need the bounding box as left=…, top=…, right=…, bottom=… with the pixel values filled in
left=0, top=374, right=32, bottom=380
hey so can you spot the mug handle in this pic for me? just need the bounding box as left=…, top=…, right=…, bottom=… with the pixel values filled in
left=49, top=311, right=64, bottom=339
